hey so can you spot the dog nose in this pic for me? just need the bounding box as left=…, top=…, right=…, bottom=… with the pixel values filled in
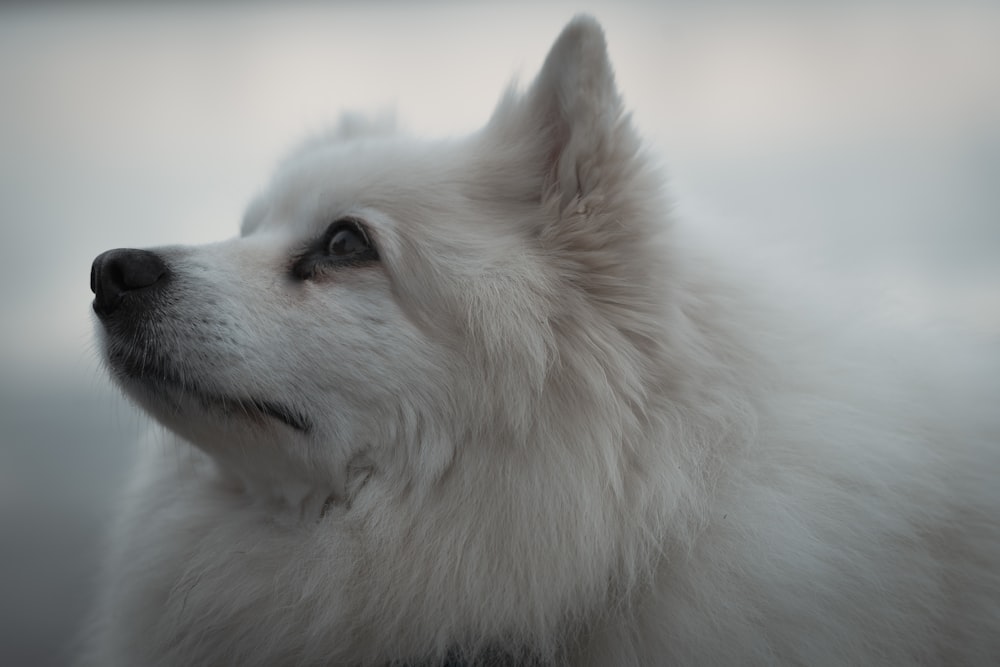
left=91, top=248, right=168, bottom=318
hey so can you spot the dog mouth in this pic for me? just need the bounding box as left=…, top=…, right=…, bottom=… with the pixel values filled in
left=109, top=352, right=313, bottom=434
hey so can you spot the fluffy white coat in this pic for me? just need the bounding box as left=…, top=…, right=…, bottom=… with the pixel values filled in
left=84, top=16, right=1000, bottom=666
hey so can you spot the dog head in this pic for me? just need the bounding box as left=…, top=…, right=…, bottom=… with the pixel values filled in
left=93, top=15, right=668, bottom=498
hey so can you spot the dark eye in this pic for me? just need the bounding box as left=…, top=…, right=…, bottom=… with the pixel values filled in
left=290, top=218, right=378, bottom=280
left=326, top=220, right=371, bottom=257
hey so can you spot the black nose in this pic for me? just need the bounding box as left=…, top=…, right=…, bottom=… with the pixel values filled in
left=91, top=248, right=168, bottom=318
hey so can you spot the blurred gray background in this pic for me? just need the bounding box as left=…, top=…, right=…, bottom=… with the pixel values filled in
left=1, top=2, right=998, bottom=665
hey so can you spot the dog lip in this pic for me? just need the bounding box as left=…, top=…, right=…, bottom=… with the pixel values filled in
left=248, top=398, right=313, bottom=433
left=110, top=353, right=313, bottom=434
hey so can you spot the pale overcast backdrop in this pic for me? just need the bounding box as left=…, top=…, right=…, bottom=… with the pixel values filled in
left=1, top=2, right=998, bottom=664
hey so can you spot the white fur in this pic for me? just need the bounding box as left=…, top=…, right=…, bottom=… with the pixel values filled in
left=84, top=16, right=1000, bottom=666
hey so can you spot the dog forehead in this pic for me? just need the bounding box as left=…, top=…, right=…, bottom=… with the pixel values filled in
left=244, top=138, right=505, bottom=255
left=274, top=138, right=464, bottom=213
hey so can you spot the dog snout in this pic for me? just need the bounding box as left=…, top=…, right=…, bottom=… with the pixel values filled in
left=91, top=248, right=169, bottom=318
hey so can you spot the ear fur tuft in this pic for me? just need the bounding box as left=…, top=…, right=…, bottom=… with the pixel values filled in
left=536, top=17, right=618, bottom=208
left=486, top=16, right=642, bottom=216
left=478, top=17, right=667, bottom=313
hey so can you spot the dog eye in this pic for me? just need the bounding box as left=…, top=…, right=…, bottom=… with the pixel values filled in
left=291, top=218, right=378, bottom=280
left=326, top=220, right=372, bottom=257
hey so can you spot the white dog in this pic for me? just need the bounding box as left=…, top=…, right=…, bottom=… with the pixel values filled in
left=85, top=16, right=999, bottom=666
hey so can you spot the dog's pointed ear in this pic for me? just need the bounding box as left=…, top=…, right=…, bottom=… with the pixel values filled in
left=486, top=16, right=641, bottom=214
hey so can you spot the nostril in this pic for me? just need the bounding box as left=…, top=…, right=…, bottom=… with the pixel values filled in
left=91, top=248, right=169, bottom=318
